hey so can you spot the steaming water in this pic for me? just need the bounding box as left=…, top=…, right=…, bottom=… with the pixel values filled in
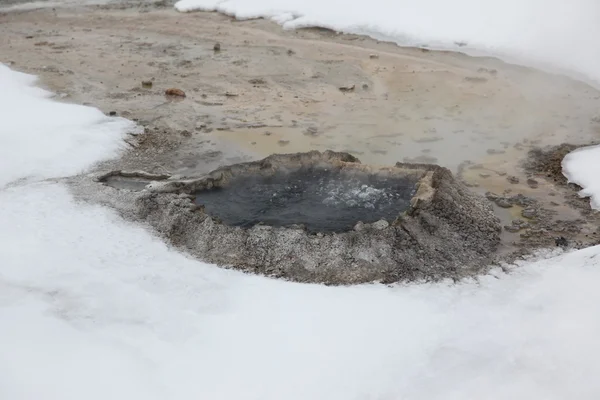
left=194, top=168, right=417, bottom=232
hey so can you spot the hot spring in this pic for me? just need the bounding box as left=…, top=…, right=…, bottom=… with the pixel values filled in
left=194, top=168, right=418, bottom=233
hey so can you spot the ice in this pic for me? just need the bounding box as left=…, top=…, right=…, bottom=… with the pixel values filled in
left=174, top=0, right=600, bottom=84
left=562, top=144, right=600, bottom=210
left=3, top=52, right=600, bottom=398
left=0, top=64, right=137, bottom=188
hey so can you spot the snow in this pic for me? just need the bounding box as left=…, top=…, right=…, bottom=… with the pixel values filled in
left=0, top=64, right=136, bottom=188
left=174, top=0, right=600, bottom=84
left=562, top=145, right=600, bottom=210
left=3, top=52, right=600, bottom=399
left=3, top=182, right=600, bottom=399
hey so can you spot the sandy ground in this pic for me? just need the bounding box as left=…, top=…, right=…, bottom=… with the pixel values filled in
left=2, top=1, right=600, bottom=253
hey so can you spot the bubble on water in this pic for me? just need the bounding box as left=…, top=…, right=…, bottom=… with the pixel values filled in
left=320, top=178, right=401, bottom=209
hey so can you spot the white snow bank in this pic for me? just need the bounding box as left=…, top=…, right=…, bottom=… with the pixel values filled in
left=2, top=183, right=600, bottom=399
left=174, top=0, right=600, bottom=84
left=0, top=64, right=136, bottom=188
left=562, top=145, right=600, bottom=209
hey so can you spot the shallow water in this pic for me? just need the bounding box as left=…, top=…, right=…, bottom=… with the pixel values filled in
left=102, top=176, right=152, bottom=191
left=194, top=168, right=417, bottom=233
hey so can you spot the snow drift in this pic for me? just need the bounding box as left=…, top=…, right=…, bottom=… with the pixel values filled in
left=3, top=181, right=600, bottom=400
left=0, top=64, right=136, bottom=188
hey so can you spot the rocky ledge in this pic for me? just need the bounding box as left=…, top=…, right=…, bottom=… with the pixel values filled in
left=99, top=151, right=502, bottom=284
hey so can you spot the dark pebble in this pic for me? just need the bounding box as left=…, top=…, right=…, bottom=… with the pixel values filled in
left=555, top=236, right=569, bottom=247
left=495, top=198, right=513, bottom=208
left=526, top=178, right=539, bottom=188
left=521, top=208, right=537, bottom=219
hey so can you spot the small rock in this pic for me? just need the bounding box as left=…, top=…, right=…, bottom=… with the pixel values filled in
left=504, top=220, right=530, bottom=233
left=526, top=178, right=539, bottom=189
left=372, top=220, right=390, bottom=230
left=504, top=225, right=521, bottom=233
left=414, top=136, right=443, bottom=143
left=339, top=85, right=355, bottom=93
left=180, top=130, right=191, bottom=137
left=108, top=111, right=117, bottom=116
left=495, top=198, right=512, bottom=208
left=277, top=140, right=290, bottom=146
left=304, top=126, right=319, bottom=136
left=141, top=80, right=153, bottom=88
left=287, top=49, right=295, bottom=56
left=485, top=192, right=499, bottom=201
left=510, top=194, right=536, bottom=207
left=479, top=173, right=490, bottom=178
left=521, top=207, right=537, bottom=219
left=513, top=219, right=530, bottom=228
left=369, top=54, right=379, bottom=59
left=264, top=131, right=272, bottom=136
left=362, top=83, right=369, bottom=90
left=248, top=78, right=267, bottom=86
left=507, top=176, right=519, bottom=184
left=165, top=88, right=186, bottom=97
left=213, top=42, right=221, bottom=52
left=487, top=149, right=506, bottom=155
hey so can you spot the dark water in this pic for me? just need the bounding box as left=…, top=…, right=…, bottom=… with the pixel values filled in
left=195, top=168, right=417, bottom=233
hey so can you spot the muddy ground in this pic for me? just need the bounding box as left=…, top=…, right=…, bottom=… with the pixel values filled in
left=1, top=1, right=600, bottom=260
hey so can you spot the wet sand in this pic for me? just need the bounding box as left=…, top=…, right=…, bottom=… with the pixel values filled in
left=2, top=2, right=600, bottom=254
